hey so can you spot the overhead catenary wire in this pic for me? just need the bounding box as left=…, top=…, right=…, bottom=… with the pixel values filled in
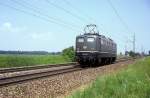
left=106, top=0, right=137, bottom=52
left=10, top=0, right=80, bottom=31
left=106, top=0, right=129, bottom=42
left=45, top=0, right=90, bottom=24
left=63, top=0, right=108, bottom=33
left=0, top=2, right=53, bottom=23
left=0, top=0, right=129, bottom=44
left=62, top=0, right=127, bottom=43
left=18, top=0, right=80, bottom=29
left=47, top=0, right=133, bottom=52
left=46, top=0, right=126, bottom=42
left=107, top=0, right=132, bottom=34
left=0, top=1, right=80, bottom=32
left=63, top=0, right=95, bottom=23
left=108, top=0, right=136, bottom=43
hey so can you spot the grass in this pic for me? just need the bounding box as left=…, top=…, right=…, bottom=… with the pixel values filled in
left=0, top=54, right=71, bottom=68
left=67, top=57, right=150, bottom=98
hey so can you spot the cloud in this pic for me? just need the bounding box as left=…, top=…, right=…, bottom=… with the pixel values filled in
left=0, top=22, right=54, bottom=41
left=0, top=22, right=26, bottom=33
left=3, top=22, right=12, bottom=28
left=30, top=32, right=54, bottom=41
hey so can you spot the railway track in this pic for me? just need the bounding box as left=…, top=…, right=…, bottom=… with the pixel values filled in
left=0, top=57, right=136, bottom=87
left=0, top=65, right=82, bottom=87
left=0, top=57, right=131, bottom=74
left=0, top=62, right=77, bottom=74
left=116, top=57, right=133, bottom=62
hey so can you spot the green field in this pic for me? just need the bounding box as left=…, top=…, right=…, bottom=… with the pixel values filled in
left=0, top=54, right=71, bottom=68
left=67, top=57, right=150, bottom=98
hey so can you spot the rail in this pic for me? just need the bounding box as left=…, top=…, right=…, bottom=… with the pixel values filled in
left=0, top=62, right=77, bottom=74
left=0, top=65, right=82, bottom=87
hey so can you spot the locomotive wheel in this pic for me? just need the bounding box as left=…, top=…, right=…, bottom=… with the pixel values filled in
left=108, top=58, right=111, bottom=64
left=112, top=57, right=116, bottom=63
left=78, top=61, right=88, bottom=68
left=101, top=58, right=105, bottom=65
left=105, top=58, right=108, bottom=65
left=97, top=58, right=101, bottom=66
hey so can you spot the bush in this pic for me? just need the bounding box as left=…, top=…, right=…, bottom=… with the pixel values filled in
left=62, top=46, right=75, bottom=61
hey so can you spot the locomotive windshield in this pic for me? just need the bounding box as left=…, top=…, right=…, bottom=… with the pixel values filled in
left=87, top=37, right=95, bottom=42
left=77, top=38, right=84, bottom=42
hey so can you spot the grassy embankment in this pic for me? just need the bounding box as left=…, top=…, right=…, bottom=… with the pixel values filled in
left=67, top=57, right=150, bottom=98
left=0, top=54, right=71, bottom=68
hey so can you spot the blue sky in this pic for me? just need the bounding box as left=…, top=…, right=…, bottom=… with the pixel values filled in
left=0, top=0, right=149, bottom=53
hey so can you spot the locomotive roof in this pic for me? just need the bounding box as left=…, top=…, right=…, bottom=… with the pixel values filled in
left=77, top=33, right=115, bottom=43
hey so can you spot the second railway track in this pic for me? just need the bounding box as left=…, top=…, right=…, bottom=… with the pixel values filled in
left=0, top=62, right=77, bottom=74
left=0, top=57, right=131, bottom=74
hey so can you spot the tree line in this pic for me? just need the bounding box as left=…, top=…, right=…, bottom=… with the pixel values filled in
left=0, top=50, right=61, bottom=55
left=0, top=46, right=76, bottom=61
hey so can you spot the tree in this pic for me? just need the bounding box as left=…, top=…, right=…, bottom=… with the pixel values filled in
left=129, top=51, right=135, bottom=57
left=62, top=46, right=75, bottom=61
left=149, top=51, right=150, bottom=56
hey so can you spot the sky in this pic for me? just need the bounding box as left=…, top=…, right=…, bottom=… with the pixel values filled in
left=0, top=0, right=150, bottom=53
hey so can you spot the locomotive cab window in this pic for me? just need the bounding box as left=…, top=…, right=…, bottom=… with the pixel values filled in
left=87, top=37, right=95, bottom=42
left=77, top=38, right=84, bottom=43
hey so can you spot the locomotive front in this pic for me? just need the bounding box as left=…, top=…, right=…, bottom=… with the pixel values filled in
left=76, top=34, right=98, bottom=65
left=75, top=24, right=99, bottom=65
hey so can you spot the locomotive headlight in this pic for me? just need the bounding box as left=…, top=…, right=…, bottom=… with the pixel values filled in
left=91, top=48, right=95, bottom=50
left=83, top=46, right=87, bottom=49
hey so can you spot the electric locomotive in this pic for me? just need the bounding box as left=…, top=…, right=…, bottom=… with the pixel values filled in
left=75, top=24, right=117, bottom=66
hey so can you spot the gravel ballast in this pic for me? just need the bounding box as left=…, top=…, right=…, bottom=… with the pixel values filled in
left=0, top=60, right=135, bottom=98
